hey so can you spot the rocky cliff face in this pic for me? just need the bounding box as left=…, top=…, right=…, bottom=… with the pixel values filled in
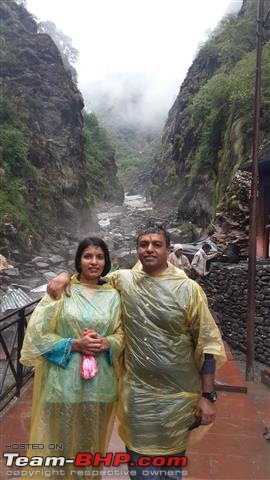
left=210, top=171, right=251, bottom=255
left=150, top=0, right=270, bottom=245
left=0, top=0, right=123, bottom=252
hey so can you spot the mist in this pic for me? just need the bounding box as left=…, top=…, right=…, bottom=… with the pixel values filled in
left=81, top=71, right=176, bottom=129
left=26, top=0, right=242, bottom=128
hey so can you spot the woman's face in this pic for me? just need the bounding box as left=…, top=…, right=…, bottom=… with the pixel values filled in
left=79, top=245, right=105, bottom=284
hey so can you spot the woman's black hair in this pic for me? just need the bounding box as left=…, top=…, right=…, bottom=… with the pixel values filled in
left=75, top=237, right=111, bottom=277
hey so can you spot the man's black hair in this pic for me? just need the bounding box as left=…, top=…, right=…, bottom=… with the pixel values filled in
left=75, top=237, right=111, bottom=277
left=202, top=242, right=211, bottom=250
left=136, top=225, right=171, bottom=248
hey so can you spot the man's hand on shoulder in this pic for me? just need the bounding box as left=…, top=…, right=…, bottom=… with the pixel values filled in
left=47, top=271, right=71, bottom=300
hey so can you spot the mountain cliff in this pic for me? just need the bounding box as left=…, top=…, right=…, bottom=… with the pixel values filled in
left=83, top=75, right=163, bottom=194
left=0, top=0, right=123, bottom=252
left=150, top=0, right=270, bottom=242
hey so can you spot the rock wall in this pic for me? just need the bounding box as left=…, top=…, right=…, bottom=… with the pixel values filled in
left=0, top=0, right=123, bottom=252
left=206, top=262, right=270, bottom=365
left=0, top=0, right=86, bottom=225
left=210, top=171, right=251, bottom=257
left=149, top=0, right=270, bottom=245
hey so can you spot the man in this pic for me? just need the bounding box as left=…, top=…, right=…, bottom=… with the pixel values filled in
left=48, top=226, right=226, bottom=480
left=191, top=242, right=219, bottom=286
left=168, top=243, right=191, bottom=275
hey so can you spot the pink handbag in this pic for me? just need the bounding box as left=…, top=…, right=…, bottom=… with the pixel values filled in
left=80, top=330, right=99, bottom=380
left=80, top=354, right=99, bottom=379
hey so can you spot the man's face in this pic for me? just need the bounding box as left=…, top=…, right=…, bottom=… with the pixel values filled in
left=175, top=249, right=183, bottom=258
left=137, top=232, right=169, bottom=274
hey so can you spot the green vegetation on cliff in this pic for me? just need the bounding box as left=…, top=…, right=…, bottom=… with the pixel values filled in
left=83, top=111, right=123, bottom=203
left=83, top=81, right=163, bottom=193
left=108, top=124, right=160, bottom=193
left=151, top=1, right=270, bottom=229
left=0, top=0, right=123, bottom=251
left=0, top=96, right=51, bottom=242
left=86, top=108, right=161, bottom=193
left=188, top=16, right=270, bottom=202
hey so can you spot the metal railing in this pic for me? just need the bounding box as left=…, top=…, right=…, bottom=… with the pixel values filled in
left=0, top=298, right=41, bottom=412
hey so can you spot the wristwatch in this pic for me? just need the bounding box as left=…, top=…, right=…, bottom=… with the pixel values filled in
left=202, top=391, right=217, bottom=403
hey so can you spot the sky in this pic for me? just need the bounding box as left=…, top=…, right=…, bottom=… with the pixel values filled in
left=26, top=0, right=242, bottom=125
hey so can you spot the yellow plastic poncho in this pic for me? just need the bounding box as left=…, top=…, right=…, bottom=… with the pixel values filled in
left=20, top=278, right=123, bottom=480
left=108, top=263, right=226, bottom=455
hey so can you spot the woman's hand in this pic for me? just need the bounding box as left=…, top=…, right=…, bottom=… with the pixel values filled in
left=73, top=329, right=110, bottom=355
left=84, top=329, right=110, bottom=352
left=99, top=336, right=110, bottom=352
left=73, top=331, right=102, bottom=355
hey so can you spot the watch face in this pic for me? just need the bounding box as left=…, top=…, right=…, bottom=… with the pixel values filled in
left=203, top=391, right=217, bottom=402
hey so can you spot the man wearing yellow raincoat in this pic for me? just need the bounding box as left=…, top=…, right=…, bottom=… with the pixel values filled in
left=49, top=226, right=226, bottom=480
left=109, top=226, right=226, bottom=479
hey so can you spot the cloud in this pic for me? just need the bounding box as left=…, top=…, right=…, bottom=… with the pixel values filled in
left=26, top=0, right=242, bottom=126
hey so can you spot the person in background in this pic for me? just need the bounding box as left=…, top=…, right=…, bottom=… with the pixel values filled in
left=191, top=242, right=219, bottom=286
left=110, top=257, right=120, bottom=272
left=0, top=253, right=13, bottom=271
left=47, top=226, right=226, bottom=480
left=168, top=243, right=191, bottom=276
left=20, top=237, right=123, bottom=480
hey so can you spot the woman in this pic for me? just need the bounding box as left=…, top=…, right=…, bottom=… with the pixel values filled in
left=20, top=237, right=124, bottom=480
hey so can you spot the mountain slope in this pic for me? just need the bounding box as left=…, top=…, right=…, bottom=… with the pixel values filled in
left=150, top=0, right=270, bottom=237
left=0, top=0, right=123, bottom=252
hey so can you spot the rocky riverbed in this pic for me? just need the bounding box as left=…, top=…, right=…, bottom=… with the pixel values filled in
left=1, top=196, right=268, bottom=375
left=0, top=193, right=188, bottom=309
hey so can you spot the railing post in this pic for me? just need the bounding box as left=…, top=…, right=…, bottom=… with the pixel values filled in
left=16, top=308, right=25, bottom=397
left=246, top=0, right=265, bottom=381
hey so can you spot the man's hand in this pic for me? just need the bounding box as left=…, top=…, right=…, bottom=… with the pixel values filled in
left=47, top=272, right=71, bottom=300
left=195, top=397, right=216, bottom=425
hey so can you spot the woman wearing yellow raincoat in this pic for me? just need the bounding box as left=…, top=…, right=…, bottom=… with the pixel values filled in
left=20, top=237, right=124, bottom=480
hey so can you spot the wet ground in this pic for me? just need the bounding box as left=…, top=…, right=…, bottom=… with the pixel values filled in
left=0, top=343, right=269, bottom=480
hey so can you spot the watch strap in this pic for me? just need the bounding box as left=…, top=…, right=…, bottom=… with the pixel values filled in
left=202, top=391, right=217, bottom=402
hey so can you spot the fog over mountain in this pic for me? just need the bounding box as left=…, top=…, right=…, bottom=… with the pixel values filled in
left=26, top=0, right=242, bottom=128
left=81, top=71, right=172, bottom=129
